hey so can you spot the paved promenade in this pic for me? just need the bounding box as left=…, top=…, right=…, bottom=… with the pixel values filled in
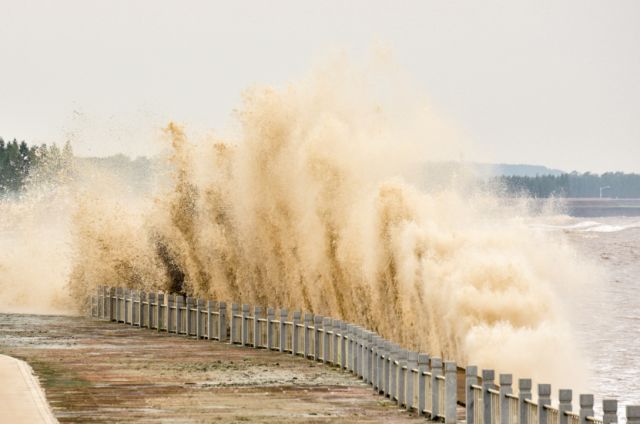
left=0, top=354, right=57, bottom=423
left=0, top=313, right=422, bottom=423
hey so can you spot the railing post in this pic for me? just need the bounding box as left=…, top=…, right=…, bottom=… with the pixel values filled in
left=559, top=390, right=573, bottom=424
left=345, top=324, right=352, bottom=371
left=157, top=293, right=164, bottom=332
left=292, top=311, right=301, bottom=355
left=98, top=286, right=104, bottom=319
left=390, top=345, right=399, bottom=401
left=466, top=366, right=479, bottom=424
left=538, top=384, right=552, bottom=424
left=241, top=304, right=249, bottom=346
left=121, top=288, right=126, bottom=323
left=372, top=336, right=381, bottom=391
left=267, top=308, right=275, bottom=350
left=303, top=313, right=312, bottom=358
left=340, top=322, right=347, bottom=369
left=406, top=352, right=418, bottom=411
left=313, top=316, right=322, bottom=361
left=602, top=399, right=617, bottom=424
left=147, top=292, right=154, bottom=329
left=519, top=378, right=533, bottom=424
left=431, top=358, right=443, bottom=419
left=482, top=369, right=496, bottom=424
left=185, top=297, right=193, bottom=336
left=116, top=287, right=122, bottom=322
left=500, top=374, right=513, bottom=424
left=383, top=342, right=391, bottom=397
left=418, top=353, right=430, bottom=416
left=579, top=394, right=594, bottom=424
left=323, top=318, right=331, bottom=364
left=109, top=287, right=115, bottom=321
left=138, top=290, right=145, bottom=327
left=230, top=303, right=239, bottom=343
left=207, top=300, right=213, bottom=340
left=167, top=294, right=174, bottom=332
left=332, top=320, right=340, bottom=365
left=279, top=308, right=287, bottom=353
left=218, top=302, right=227, bottom=342
left=355, top=327, right=362, bottom=376
left=445, top=361, right=457, bottom=424
left=627, top=406, right=640, bottom=424
left=398, top=350, right=408, bottom=406
left=194, top=298, right=200, bottom=337
left=253, top=306, right=262, bottom=348
left=176, top=295, right=184, bottom=334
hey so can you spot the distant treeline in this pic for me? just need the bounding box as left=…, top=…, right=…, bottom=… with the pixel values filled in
left=0, top=137, right=73, bottom=194
left=498, top=172, right=640, bottom=198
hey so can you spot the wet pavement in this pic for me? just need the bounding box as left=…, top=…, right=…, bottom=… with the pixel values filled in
left=0, top=313, right=426, bottom=423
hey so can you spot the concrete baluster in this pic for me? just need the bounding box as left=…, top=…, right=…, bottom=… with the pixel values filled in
left=196, top=299, right=203, bottom=338
left=109, top=287, right=115, bottom=321
left=147, top=292, right=154, bottom=329
left=218, top=302, right=227, bottom=342
left=332, top=320, right=339, bottom=365
left=241, top=304, right=249, bottom=346
left=267, top=308, right=275, bottom=350
left=579, top=394, right=594, bottom=424
left=499, top=374, right=513, bottom=424
left=355, top=327, right=362, bottom=377
left=138, top=290, right=145, bottom=327
left=390, top=345, right=398, bottom=401
left=118, top=288, right=124, bottom=323
left=175, top=296, right=184, bottom=334
left=397, top=350, right=408, bottom=407
left=466, top=366, right=479, bottom=424
left=314, top=315, right=322, bottom=360
left=602, top=399, right=617, bottom=424
left=230, top=304, right=239, bottom=344
left=482, top=369, right=496, bottom=424
left=292, top=311, right=301, bottom=355
left=366, top=332, right=374, bottom=384
left=303, top=313, right=312, bottom=359
left=418, top=354, right=430, bottom=416
left=322, top=318, right=331, bottom=364
left=406, top=352, right=418, bottom=411
left=383, top=342, right=391, bottom=397
left=340, top=322, right=347, bottom=369
left=559, top=390, right=573, bottom=424
left=185, top=297, right=192, bottom=336
left=519, top=378, right=533, bottom=424
left=431, top=358, right=444, bottom=419
left=279, top=309, right=287, bottom=353
left=626, top=406, right=640, bottom=424
left=207, top=300, right=213, bottom=340
left=157, top=293, right=164, bottom=332
left=253, top=306, right=262, bottom=348
left=445, top=361, right=457, bottom=424
left=538, top=384, right=552, bottom=424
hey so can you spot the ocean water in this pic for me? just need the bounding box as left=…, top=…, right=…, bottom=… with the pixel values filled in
left=540, top=216, right=640, bottom=412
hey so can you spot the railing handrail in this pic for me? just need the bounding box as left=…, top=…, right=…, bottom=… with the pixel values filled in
left=90, top=285, right=633, bottom=424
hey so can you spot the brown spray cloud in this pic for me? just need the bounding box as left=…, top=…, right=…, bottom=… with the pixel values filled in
left=2, top=60, right=594, bottom=389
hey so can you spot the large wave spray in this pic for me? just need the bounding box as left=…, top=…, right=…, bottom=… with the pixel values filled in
left=3, top=62, right=594, bottom=389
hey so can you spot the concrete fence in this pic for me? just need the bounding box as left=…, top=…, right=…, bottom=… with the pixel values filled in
left=90, top=286, right=638, bottom=424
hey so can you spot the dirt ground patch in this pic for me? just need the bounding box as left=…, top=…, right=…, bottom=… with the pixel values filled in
left=0, top=313, right=426, bottom=423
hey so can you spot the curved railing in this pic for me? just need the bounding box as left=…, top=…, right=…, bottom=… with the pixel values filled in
left=90, top=286, right=639, bottom=424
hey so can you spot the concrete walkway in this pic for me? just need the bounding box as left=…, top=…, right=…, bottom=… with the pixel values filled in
left=0, top=354, right=57, bottom=424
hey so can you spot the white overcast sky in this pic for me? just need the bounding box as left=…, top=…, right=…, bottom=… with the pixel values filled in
left=1, top=1, right=638, bottom=173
